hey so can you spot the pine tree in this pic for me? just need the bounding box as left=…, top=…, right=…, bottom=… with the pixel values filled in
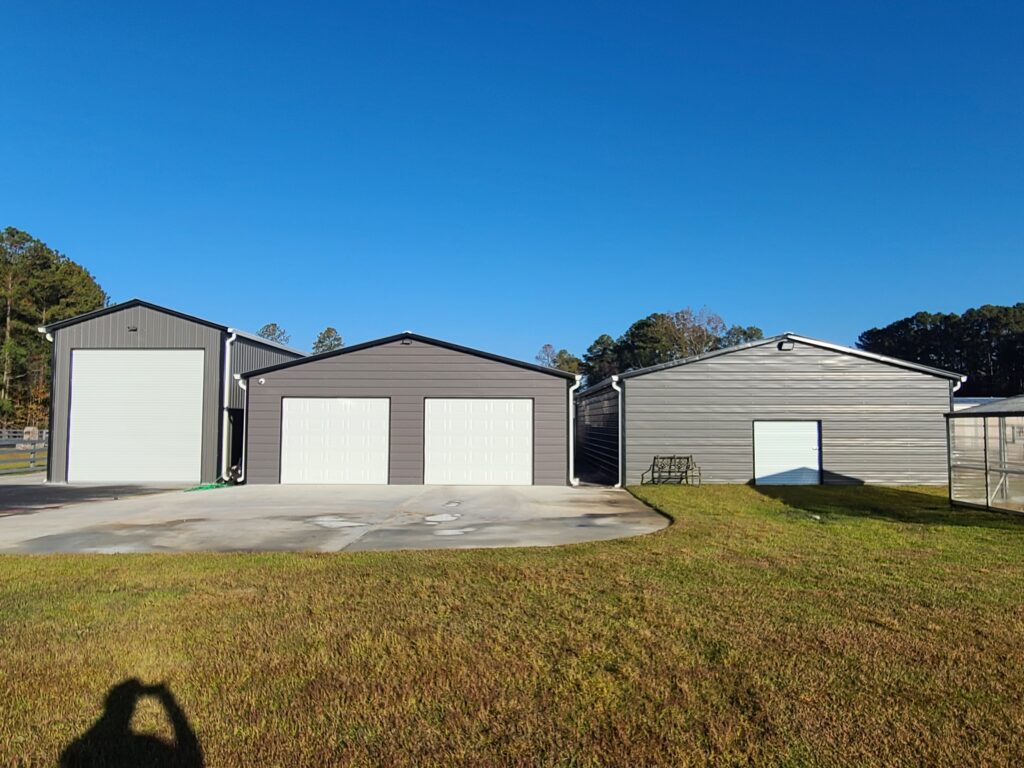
left=0, top=227, right=106, bottom=426
left=257, top=323, right=291, bottom=345
left=312, top=327, right=343, bottom=354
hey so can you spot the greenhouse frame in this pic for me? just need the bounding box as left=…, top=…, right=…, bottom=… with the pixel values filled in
left=947, top=395, right=1024, bottom=513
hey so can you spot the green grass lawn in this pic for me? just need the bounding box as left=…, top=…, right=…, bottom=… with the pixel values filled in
left=2, top=485, right=1023, bottom=766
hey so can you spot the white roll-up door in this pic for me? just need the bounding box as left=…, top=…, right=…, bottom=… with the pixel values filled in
left=424, top=399, right=533, bottom=485
left=67, top=349, right=204, bottom=483
left=753, top=421, right=821, bottom=485
left=280, top=398, right=390, bottom=484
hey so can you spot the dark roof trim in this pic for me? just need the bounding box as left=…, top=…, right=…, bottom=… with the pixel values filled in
left=578, top=332, right=965, bottom=398
left=41, top=298, right=305, bottom=358
left=240, top=332, right=578, bottom=380
left=42, top=298, right=229, bottom=333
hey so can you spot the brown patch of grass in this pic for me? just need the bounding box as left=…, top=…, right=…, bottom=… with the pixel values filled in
left=1, top=485, right=1024, bottom=766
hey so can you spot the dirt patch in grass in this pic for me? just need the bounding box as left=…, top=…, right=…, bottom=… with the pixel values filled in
left=1, top=485, right=1023, bottom=766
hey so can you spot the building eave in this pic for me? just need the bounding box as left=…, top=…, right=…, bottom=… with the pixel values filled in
left=41, top=298, right=229, bottom=333
left=615, top=333, right=966, bottom=382
left=240, top=332, right=576, bottom=380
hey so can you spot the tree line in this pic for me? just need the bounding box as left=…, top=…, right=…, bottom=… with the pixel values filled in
left=0, top=228, right=107, bottom=427
left=6, top=225, right=1022, bottom=429
left=857, top=305, right=1024, bottom=397
left=0, top=226, right=350, bottom=429
left=541, top=303, right=1024, bottom=397
left=537, top=308, right=764, bottom=383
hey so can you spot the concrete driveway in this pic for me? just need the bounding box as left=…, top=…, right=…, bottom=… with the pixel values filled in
left=0, top=472, right=183, bottom=514
left=0, top=483, right=667, bottom=554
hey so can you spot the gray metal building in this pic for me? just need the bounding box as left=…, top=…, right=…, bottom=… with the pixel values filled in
left=41, top=300, right=303, bottom=484
left=240, top=333, right=579, bottom=486
left=576, top=333, right=965, bottom=486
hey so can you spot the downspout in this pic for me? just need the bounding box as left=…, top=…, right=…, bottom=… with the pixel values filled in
left=37, top=326, right=54, bottom=483
left=234, top=374, right=247, bottom=483
left=948, top=377, right=964, bottom=507
left=220, top=330, right=238, bottom=481
left=568, top=374, right=582, bottom=486
left=611, top=375, right=623, bottom=488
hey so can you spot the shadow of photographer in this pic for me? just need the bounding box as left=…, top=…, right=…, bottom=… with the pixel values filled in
left=60, top=678, right=204, bottom=767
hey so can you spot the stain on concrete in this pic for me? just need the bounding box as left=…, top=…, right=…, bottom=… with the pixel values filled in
left=424, top=512, right=461, bottom=523
left=307, top=516, right=367, bottom=529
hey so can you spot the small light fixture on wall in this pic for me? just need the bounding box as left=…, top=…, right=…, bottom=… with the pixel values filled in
left=127, top=325, right=138, bottom=333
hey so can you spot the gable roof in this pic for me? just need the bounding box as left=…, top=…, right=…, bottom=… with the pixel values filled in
left=231, top=329, right=305, bottom=356
left=581, top=332, right=965, bottom=395
left=948, top=394, right=1024, bottom=417
left=240, top=331, right=577, bottom=380
left=40, top=298, right=304, bottom=356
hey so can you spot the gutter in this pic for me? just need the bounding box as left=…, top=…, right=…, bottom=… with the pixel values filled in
left=221, top=330, right=238, bottom=480
left=568, top=375, right=582, bottom=486
left=611, top=375, right=623, bottom=488
left=234, top=374, right=248, bottom=483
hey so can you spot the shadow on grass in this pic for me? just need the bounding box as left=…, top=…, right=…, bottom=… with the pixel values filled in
left=754, top=484, right=1024, bottom=531
left=59, top=679, right=203, bottom=767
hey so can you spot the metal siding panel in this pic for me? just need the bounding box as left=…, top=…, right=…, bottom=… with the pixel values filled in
left=623, top=341, right=951, bottom=485
left=245, top=339, right=568, bottom=485
left=49, top=306, right=223, bottom=483
left=576, top=387, right=619, bottom=482
left=229, top=339, right=303, bottom=409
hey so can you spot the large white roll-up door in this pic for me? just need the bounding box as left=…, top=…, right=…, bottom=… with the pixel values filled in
left=280, top=398, right=390, bottom=484
left=753, top=421, right=821, bottom=485
left=67, top=349, right=204, bottom=483
left=424, top=399, right=533, bottom=485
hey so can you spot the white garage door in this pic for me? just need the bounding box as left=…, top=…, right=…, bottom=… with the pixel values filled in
left=754, top=421, right=821, bottom=485
left=280, top=398, right=389, bottom=484
left=424, top=399, right=532, bottom=485
left=67, top=349, right=204, bottom=483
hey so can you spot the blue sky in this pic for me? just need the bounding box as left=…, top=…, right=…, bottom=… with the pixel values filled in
left=3, top=2, right=1021, bottom=359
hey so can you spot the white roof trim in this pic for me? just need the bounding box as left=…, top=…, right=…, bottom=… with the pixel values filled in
left=783, top=334, right=966, bottom=381
left=577, top=333, right=965, bottom=395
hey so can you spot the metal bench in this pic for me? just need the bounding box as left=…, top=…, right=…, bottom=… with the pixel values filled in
left=641, top=455, right=702, bottom=486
